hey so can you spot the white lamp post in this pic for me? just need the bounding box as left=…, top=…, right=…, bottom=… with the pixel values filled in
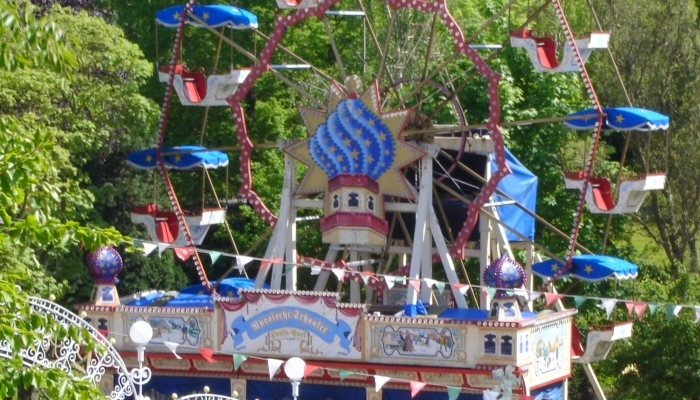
left=129, top=320, right=154, bottom=400
left=283, top=357, right=306, bottom=400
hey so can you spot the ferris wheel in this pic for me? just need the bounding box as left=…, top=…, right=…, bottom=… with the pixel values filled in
left=145, top=0, right=669, bottom=303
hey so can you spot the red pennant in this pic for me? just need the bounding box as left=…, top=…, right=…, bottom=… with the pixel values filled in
left=261, top=257, right=284, bottom=269
left=410, top=381, right=427, bottom=398
left=544, top=292, right=564, bottom=308
left=408, top=279, right=422, bottom=292
left=174, top=247, right=195, bottom=262
left=452, top=283, right=468, bottom=290
left=625, top=301, right=635, bottom=315
left=303, top=364, right=320, bottom=378
left=633, top=302, right=647, bottom=321
left=198, top=347, right=216, bottom=363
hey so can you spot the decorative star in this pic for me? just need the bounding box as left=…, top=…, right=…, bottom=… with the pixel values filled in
left=202, top=12, right=210, bottom=21
left=173, top=11, right=180, bottom=20
left=615, top=114, right=624, bottom=124
left=145, top=155, right=153, bottom=163
left=584, top=265, right=593, bottom=274
left=285, top=77, right=424, bottom=197
left=174, top=154, right=182, bottom=162
left=551, top=264, right=559, bottom=272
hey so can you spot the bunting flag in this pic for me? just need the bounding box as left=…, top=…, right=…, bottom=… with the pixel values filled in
left=361, top=274, right=370, bottom=285
left=311, top=265, right=322, bottom=275
left=133, top=239, right=143, bottom=247
left=648, top=303, right=658, bottom=315
left=452, top=283, right=469, bottom=295
left=261, top=257, right=284, bottom=269
left=409, top=381, right=427, bottom=398
left=544, top=293, right=564, bottom=308
left=395, top=276, right=406, bottom=285
left=665, top=305, right=682, bottom=321
left=573, top=296, right=587, bottom=309
left=339, top=370, right=353, bottom=381
left=633, top=302, right=647, bottom=321
left=374, top=375, right=391, bottom=392
left=486, top=287, right=497, bottom=300
left=157, top=242, right=169, bottom=257
left=695, top=307, right=700, bottom=323
left=424, top=279, right=437, bottom=289
left=408, top=279, right=422, bottom=292
left=198, top=347, right=216, bottom=363
left=233, top=353, right=247, bottom=371
left=435, top=281, right=446, bottom=294
left=625, top=301, right=635, bottom=316
left=163, top=341, right=181, bottom=359
left=268, top=358, right=284, bottom=379
left=331, top=268, right=345, bottom=282
left=304, top=364, right=321, bottom=378
left=482, top=390, right=500, bottom=400
left=174, top=247, right=195, bottom=262
left=209, top=251, right=222, bottom=265
left=384, top=276, right=396, bottom=290
left=446, top=386, right=461, bottom=400
left=599, top=299, right=617, bottom=318
left=236, top=255, right=254, bottom=271
left=514, top=288, right=527, bottom=298
left=142, top=242, right=158, bottom=256
left=283, top=265, right=294, bottom=276
left=529, top=291, right=542, bottom=302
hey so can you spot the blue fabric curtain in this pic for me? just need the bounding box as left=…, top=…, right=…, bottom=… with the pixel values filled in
left=383, top=388, right=482, bottom=400
left=491, top=147, right=538, bottom=241
left=247, top=380, right=366, bottom=400
left=531, top=380, right=564, bottom=400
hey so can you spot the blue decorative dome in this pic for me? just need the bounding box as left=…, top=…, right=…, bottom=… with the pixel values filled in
left=309, top=98, right=395, bottom=180
left=85, top=246, right=123, bottom=284
left=483, top=255, right=526, bottom=292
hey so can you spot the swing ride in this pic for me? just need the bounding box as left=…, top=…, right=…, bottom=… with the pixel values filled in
left=74, top=1, right=672, bottom=399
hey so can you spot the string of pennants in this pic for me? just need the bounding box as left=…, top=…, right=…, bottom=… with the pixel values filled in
left=106, top=330, right=541, bottom=400
left=132, top=239, right=700, bottom=322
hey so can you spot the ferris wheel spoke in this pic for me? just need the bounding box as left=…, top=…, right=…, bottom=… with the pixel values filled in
left=323, top=16, right=348, bottom=81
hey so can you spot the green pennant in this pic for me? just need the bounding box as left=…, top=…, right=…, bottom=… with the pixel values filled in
left=339, top=369, right=353, bottom=381
left=505, top=289, right=515, bottom=297
left=283, top=264, right=293, bottom=276
left=447, top=386, right=461, bottom=400
left=233, top=354, right=247, bottom=371
left=648, top=303, right=658, bottom=315
left=209, top=251, right=222, bottom=265
left=665, top=305, right=678, bottom=321
left=574, top=296, right=587, bottom=309
left=435, top=281, right=446, bottom=294
left=133, top=239, right=143, bottom=247
left=395, top=276, right=406, bottom=284
left=486, top=287, right=497, bottom=300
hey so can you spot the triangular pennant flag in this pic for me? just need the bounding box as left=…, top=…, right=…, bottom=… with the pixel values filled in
left=395, top=276, right=406, bottom=285
left=236, top=255, right=254, bottom=271
left=625, top=301, right=635, bottom=315
left=648, top=303, right=658, bottom=315
left=486, top=287, right=497, bottom=300
left=374, top=375, right=390, bottom=392
left=339, top=370, right=353, bottom=381
left=573, top=296, right=587, bottom=309
left=331, top=268, right=345, bottom=282
left=311, top=265, right=322, bottom=275
left=408, top=279, right=421, bottom=292
left=409, top=381, right=427, bottom=398
left=447, top=386, right=461, bottom=400
left=634, top=302, right=647, bottom=321
left=304, top=364, right=320, bottom=378
left=529, top=291, right=542, bottom=302
left=544, top=292, right=564, bottom=308
left=142, top=242, right=157, bottom=256
left=361, top=274, right=370, bottom=285
left=506, top=289, right=515, bottom=297
left=197, top=347, right=216, bottom=363
left=233, top=354, right=247, bottom=371
left=283, top=264, right=294, bottom=276
left=174, top=247, right=195, bottom=262
left=261, top=257, right=284, bottom=269
left=163, top=341, right=182, bottom=359
left=133, top=239, right=143, bottom=247
left=384, top=275, right=395, bottom=290
left=424, top=278, right=437, bottom=289
left=483, top=390, right=500, bottom=400
left=209, top=251, right=222, bottom=265
left=268, top=358, right=283, bottom=379
left=695, top=307, right=700, bottom=323
left=599, top=299, right=617, bottom=318
left=665, top=305, right=682, bottom=321
left=435, top=281, right=446, bottom=294
left=514, top=288, right=527, bottom=298
left=157, top=242, right=169, bottom=257
left=452, top=283, right=469, bottom=295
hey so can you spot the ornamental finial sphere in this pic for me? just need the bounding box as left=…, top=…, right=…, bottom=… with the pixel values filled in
left=203, top=386, right=210, bottom=393
left=171, top=394, right=178, bottom=399
left=483, top=254, right=526, bottom=296
left=85, top=246, right=123, bottom=284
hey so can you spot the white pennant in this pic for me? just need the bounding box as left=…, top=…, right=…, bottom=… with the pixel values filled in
left=424, top=278, right=437, bottom=289
left=458, top=285, right=470, bottom=295
left=529, top=291, right=542, bottom=302
left=331, top=268, right=345, bottom=281
left=383, top=276, right=395, bottom=290
left=695, top=307, right=700, bottom=323
left=236, top=256, right=255, bottom=271
left=142, top=242, right=157, bottom=256
left=672, top=305, right=682, bottom=317
left=482, top=390, right=500, bottom=400
left=374, top=375, right=391, bottom=392
left=157, top=243, right=169, bottom=257
left=514, top=288, right=528, bottom=298
left=599, top=299, right=617, bottom=318
left=267, top=358, right=284, bottom=380
left=311, top=266, right=322, bottom=275
left=163, top=342, right=182, bottom=359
